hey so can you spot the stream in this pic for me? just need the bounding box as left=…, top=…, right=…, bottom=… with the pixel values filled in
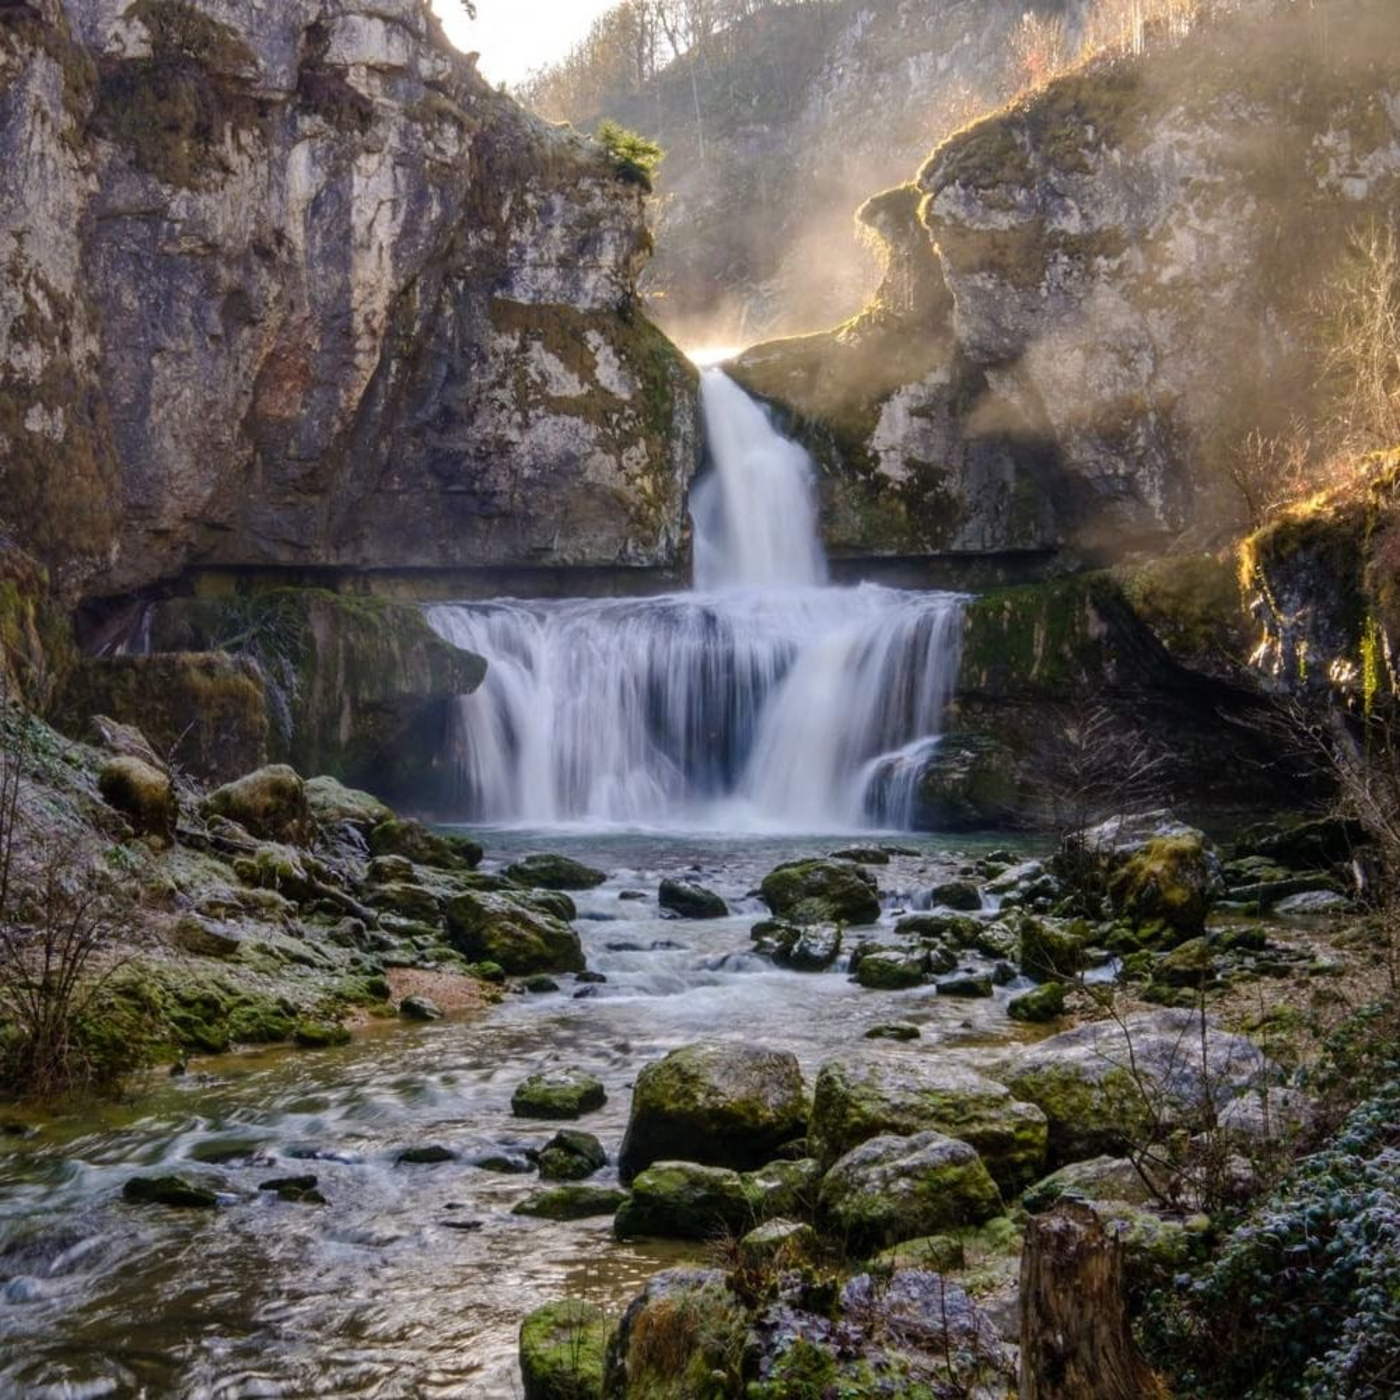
left=0, top=830, right=1040, bottom=1398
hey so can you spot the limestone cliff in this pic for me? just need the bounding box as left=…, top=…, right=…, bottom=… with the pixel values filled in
left=732, top=0, right=1400, bottom=566
left=0, top=0, right=700, bottom=602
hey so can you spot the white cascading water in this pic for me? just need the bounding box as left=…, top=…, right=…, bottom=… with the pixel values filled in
left=426, top=368, right=965, bottom=830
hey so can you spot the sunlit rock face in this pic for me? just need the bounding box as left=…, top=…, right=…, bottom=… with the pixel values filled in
left=0, top=0, right=699, bottom=598
left=731, top=0, right=1400, bottom=564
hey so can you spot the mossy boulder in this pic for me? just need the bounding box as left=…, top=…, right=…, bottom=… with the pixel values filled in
left=1155, top=936, right=1217, bottom=987
left=936, top=972, right=994, bottom=998
left=657, top=877, right=727, bottom=919
left=519, top=1299, right=608, bottom=1400
left=399, top=995, right=445, bottom=1022
left=1017, top=917, right=1088, bottom=980
left=613, top=1161, right=752, bottom=1241
left=1108, top=834, right=1218, bottom=938
left=809, top=1056, right=1047, bottom=1195
left=853, top=947, right=927, bottom=989
left=507, top=854, right=607, bottom=890
left=1021, top=1155, right=1161, bottom=1213
left=304, top=776, right=393, bottom=834
left=740, top=1157, right=823, bottom=1220
left=512, top=1071, right=607, bottom=1120
left=513, top=1186, right=628, bottom=1222
left=1003, top=1009, right=1275, bottom=1167
left=371, top=819, right=482, bottom=871
left=98, top=756, right=176, bottom=839
left=618, top=1042, right=807, bottom=1183
left=929, top=879, right=983, bottom=911
left=1008, top=982, right=1068, bottom=1023
left=203, top=764, right=310, bottom=845
left=538, top=1129, right=608, bottom=1182
left=817, top=1132, right=1003, bottom=1251
left=444, top=890, right=584, bottom=976
left=369, top=882, right=442, bottom=924
left=759, top=859, right=881, bottom=926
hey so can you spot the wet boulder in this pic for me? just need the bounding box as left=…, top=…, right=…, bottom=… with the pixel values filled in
left=913, top=733, right=1020, bottom=830
left=818, top=1132, right=1003, bottom=1250
left=98, top=756, right=176, bottom=840
left=122, top=1174, right=220, bottom=1209
left=613, top=1162, right=751, bottom=1240
left=202, top=764, right=310, bottom=845
left=1007, top=982, right=1068, bottom=1023
left=770, top=922, right=842, bottom=971
left=514, top=1186, right=628, bottom=1221
left=741, top=1157, right=823, bottom=1219
left=444, top=890, right=584, bottom=975
left=399, top=995, right=444, bottom=1022
left=810, top=1055, right=1047, bottom=1195
left=759, top=859, right=880, bottom=926
left=618, top=1042, right=807, bottom=1182
left=853, top=947, right=927, bottom=989
left=512, top=1071, right=607, bottom=1120
left=1002, top=1009, right=1276, bottom=1166
left=506, top=853, right=607, bottom=890
left=370, top=819, right=482, bottom=870
left=658, top=877, right=728, bottom=919
left=929, top=878, right=983, bottom=911
left=538, top=1129, right=608, bottom=1181
left=519, top=1299, right=608, bottom=1399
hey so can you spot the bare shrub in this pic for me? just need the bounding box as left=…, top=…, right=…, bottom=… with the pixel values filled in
left=0, top=683, right=133, bottom=1100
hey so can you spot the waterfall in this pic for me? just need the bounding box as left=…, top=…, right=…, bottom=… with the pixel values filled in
left=427, top=370, right=965, bottom=831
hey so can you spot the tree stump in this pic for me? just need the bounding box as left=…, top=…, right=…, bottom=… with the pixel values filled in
left=1019, top=1200, right=1164, bottom=1400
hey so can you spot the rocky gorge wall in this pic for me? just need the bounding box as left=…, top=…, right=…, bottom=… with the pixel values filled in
left=0, top=0, right=700, bottom=604
left=731, top=0, right=1400, bottom=567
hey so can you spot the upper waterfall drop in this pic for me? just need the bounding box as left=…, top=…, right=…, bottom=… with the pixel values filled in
left=427, top=370, right=966, bottom=831
left=692, top=370, right=827, bottom=591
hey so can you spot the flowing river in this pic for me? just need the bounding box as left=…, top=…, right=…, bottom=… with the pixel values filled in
left=0, top=375, right=1032, bottom=1396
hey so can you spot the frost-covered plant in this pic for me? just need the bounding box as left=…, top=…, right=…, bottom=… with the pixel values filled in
left=1146, top=1070, right=1400, bottom=1398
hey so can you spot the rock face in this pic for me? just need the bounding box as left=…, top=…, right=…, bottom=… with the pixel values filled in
left=618, top=1042, right=807, bottom=1183
left=0, top=0, right=699, bottom=602
left=731, top=0, right=1400, bottom=565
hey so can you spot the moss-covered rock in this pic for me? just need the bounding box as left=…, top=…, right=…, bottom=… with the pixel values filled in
left=304, top=776, right=393, bottom=834
left=1017, top=917, right=1088, bottom=980
left=773, top=923, right=842, bottom=971
left=1003, top=1009, right=1275, bottom=1167
left=1109, top=834, right=1218, bottom=938
left=1007, top=981, right=1068, bottom=1023
left=98, top=756, right=176, bottom=839
left=538, top=1129, right=608, bottom=1182
left=519, top=1299, right=608, bottom=1400
left=370, top=819, right=482, bottom=871
left=740, top=1157, right=823, bottom=1221
left=817, top=1131, right=1003, bottom=1251
left=759, top=859, right=880, bottom=926
left=512, top=1071, right=607, bottom=1120
left=737, top=1218, right=817, bottom=1269
left=809, top=1056, right=1047, bottom=1195
left=507, top=854, right=607, bottom=891
left=913, top=733, right=1021, bottom=831
left=853, top=947, right=927, bottom=989
left=614, top=1161, right=752, bottom=1241
left=1021, top=1155, right=1161, bottom=1213
left=444, top=890, right=584, bottom=975
left=513, top=1186, right=629, bottom=1222
left=617, top=1042, right=807, bottom=1182
left=64, top=652, right=268, bottom=786
left=203, top=764, right=310, bottom=845
left=143, top=591, right=487, bottom=801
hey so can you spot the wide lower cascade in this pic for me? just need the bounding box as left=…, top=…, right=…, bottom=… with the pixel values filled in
left=427, top=370, right=965, bottom=830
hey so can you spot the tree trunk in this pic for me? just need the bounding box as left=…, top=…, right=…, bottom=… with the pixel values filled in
left=1019, top=1201, right=1164, bottom=1400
